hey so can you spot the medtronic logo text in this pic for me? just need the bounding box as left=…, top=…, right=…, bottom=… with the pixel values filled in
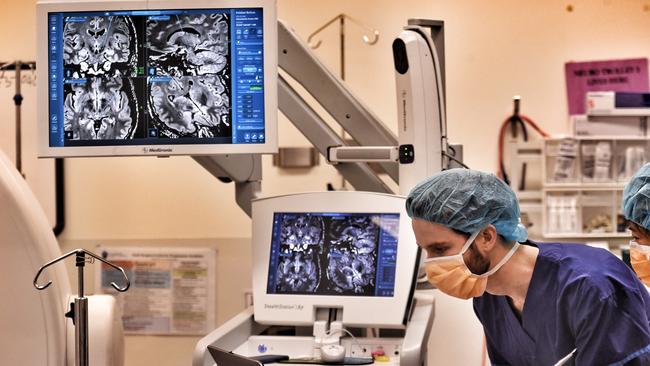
left=143, top=147, right=173, bottom=154
left=264, top=304, right=304, bottom=311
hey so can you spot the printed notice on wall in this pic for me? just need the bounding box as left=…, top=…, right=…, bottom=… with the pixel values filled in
left=565, top=58, right=649, bottom=115
left=96, top=246, right=216, bottom=335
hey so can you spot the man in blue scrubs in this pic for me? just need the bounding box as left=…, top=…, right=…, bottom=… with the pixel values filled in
left=406, top=169, right=650, bottom=365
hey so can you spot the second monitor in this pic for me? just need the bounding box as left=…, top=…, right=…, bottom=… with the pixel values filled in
left=252, top=192, right=420, bottom=329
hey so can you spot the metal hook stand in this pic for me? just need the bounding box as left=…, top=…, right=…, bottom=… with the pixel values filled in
left=0, top=60, right=36, bottom=176
left=306, top=14, right=379, bottom=190
left=1, top=61, right=67, bottom=237
left=306, top=14, right=379, bottom=81
left=34, top=249, right=130, bottom=366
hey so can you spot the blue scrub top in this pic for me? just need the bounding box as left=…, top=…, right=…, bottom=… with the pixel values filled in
left=473, top=242, right=650, bottom=366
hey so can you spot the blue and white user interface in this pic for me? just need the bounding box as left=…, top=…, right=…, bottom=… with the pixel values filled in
left=267, top=213, right=399, bottom=297
left=47, top=8, right=265, bottom=147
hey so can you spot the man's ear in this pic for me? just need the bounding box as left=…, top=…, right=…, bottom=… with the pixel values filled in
left=475, top=225, right=498, bottom=251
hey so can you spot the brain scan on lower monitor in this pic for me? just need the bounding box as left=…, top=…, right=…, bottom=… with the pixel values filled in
left=47, top=7, right=267, bottom=150
left=267, top=213, right=399, bottom=297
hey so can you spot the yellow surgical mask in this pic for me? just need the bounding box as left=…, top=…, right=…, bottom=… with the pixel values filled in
left=422, top=230, right=520, bottom=300
left=630, top=241, right=650, bottom=287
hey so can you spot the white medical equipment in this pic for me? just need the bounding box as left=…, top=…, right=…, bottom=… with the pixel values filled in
left=0, top=150, right=125, bottom=366
left=586, top=91, right=650, bottom=117
left=194, top=16, right=478, bottom=366
left=34, top=248, right=130, bottom=366
left=583, top=92, right=650, bottom=139
left=28, top=0, right=482, bottom=363
left=194, top=18, right=457, bottom=215
left=319, top=344, right=347, bottom=363
left=36, top=0, right=278, bottom=157
left=194, top=191, right=433, bottom=366
left=252, top=193, right=418, bottom=328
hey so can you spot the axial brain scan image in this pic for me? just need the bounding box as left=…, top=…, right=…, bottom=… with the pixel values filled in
left=272, top=214, right=383, bottom=296
left=327, top=217, right=378, bottom=293
left=63, top=16, right=139, bottom=78
left=63, top=77, right=139, bottom=140
left=146, top=14, right=231, bottom=138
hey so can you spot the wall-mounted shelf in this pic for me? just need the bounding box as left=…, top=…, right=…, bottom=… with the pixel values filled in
left=541, top=137, right=645, bottom=239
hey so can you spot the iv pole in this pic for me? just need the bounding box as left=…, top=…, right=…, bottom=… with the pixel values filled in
left=0, top=61, right=67, bottom=236
left=307, top=14, right=379, bottom=81
left=34, top=249, right=131, bottom=366
left=0, top=60, right=36, bottom=176
left=306, top=14, right=379, bottom=190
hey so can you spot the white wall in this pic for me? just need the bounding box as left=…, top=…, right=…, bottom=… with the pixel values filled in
left=3, top=0, right=650, bottom=240
left=2, top=0, right=650, bottom=365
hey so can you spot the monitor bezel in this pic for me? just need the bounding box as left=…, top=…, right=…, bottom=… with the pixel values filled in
left=252, top=192, right=419, bottom=328
left=36, top=0, right=278, bottom=157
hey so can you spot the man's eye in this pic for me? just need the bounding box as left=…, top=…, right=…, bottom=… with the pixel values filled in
left=427, top=246, right=449, bottom=257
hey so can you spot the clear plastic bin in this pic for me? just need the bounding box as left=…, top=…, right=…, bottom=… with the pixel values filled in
left=614, top=141, right=647, bottom=182
left=580, top=141, right=613, bottom=183
left=581, top=191, right=615, bottom=234
left=545, top=193, right=579, bottom=234
left=546, top=139, right=579, bottom=184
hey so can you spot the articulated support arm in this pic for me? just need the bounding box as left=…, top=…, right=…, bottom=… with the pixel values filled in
left=192, top=155, right=262, bottom=217
left=278, top=20, right=399, bottom=184
left=279, top=75, right=393, bottom=193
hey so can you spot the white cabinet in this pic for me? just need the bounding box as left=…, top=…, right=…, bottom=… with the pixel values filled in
left=542, top=137, right=647, bottom=238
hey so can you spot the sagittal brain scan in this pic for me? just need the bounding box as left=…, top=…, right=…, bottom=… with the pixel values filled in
left=147, top=14, right=229, bottom=77
left=49, top=7, right=264, bottom=147
left=270, top=214, right=388, bottom=296
left=146, top=14, right=231, bottom=138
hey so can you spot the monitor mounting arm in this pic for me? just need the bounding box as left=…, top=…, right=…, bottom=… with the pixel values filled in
left=194, top=18, right=454, bottom=214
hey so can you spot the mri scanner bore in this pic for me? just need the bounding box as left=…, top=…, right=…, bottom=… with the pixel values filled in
left=267, top=213, right=399, bottom=297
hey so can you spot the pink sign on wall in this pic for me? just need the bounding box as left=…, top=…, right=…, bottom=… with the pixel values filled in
left=565, top=58, right=649, bottom=115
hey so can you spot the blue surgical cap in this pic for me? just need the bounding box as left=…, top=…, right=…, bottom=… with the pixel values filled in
left=622, top=163, right=650, bottom=229
left=405, top=169, right=528, bottom=243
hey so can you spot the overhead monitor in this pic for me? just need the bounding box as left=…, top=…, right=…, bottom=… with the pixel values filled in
left=252, top=192, right=420, bottom=328
left=36, top=0, right=277, bottom=157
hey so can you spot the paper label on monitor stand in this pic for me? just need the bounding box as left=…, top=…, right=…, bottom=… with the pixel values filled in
left=95, top=246, right=216, bottom=335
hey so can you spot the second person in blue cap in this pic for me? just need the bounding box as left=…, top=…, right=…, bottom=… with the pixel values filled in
left=622, top=163, right=650, bottom=287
